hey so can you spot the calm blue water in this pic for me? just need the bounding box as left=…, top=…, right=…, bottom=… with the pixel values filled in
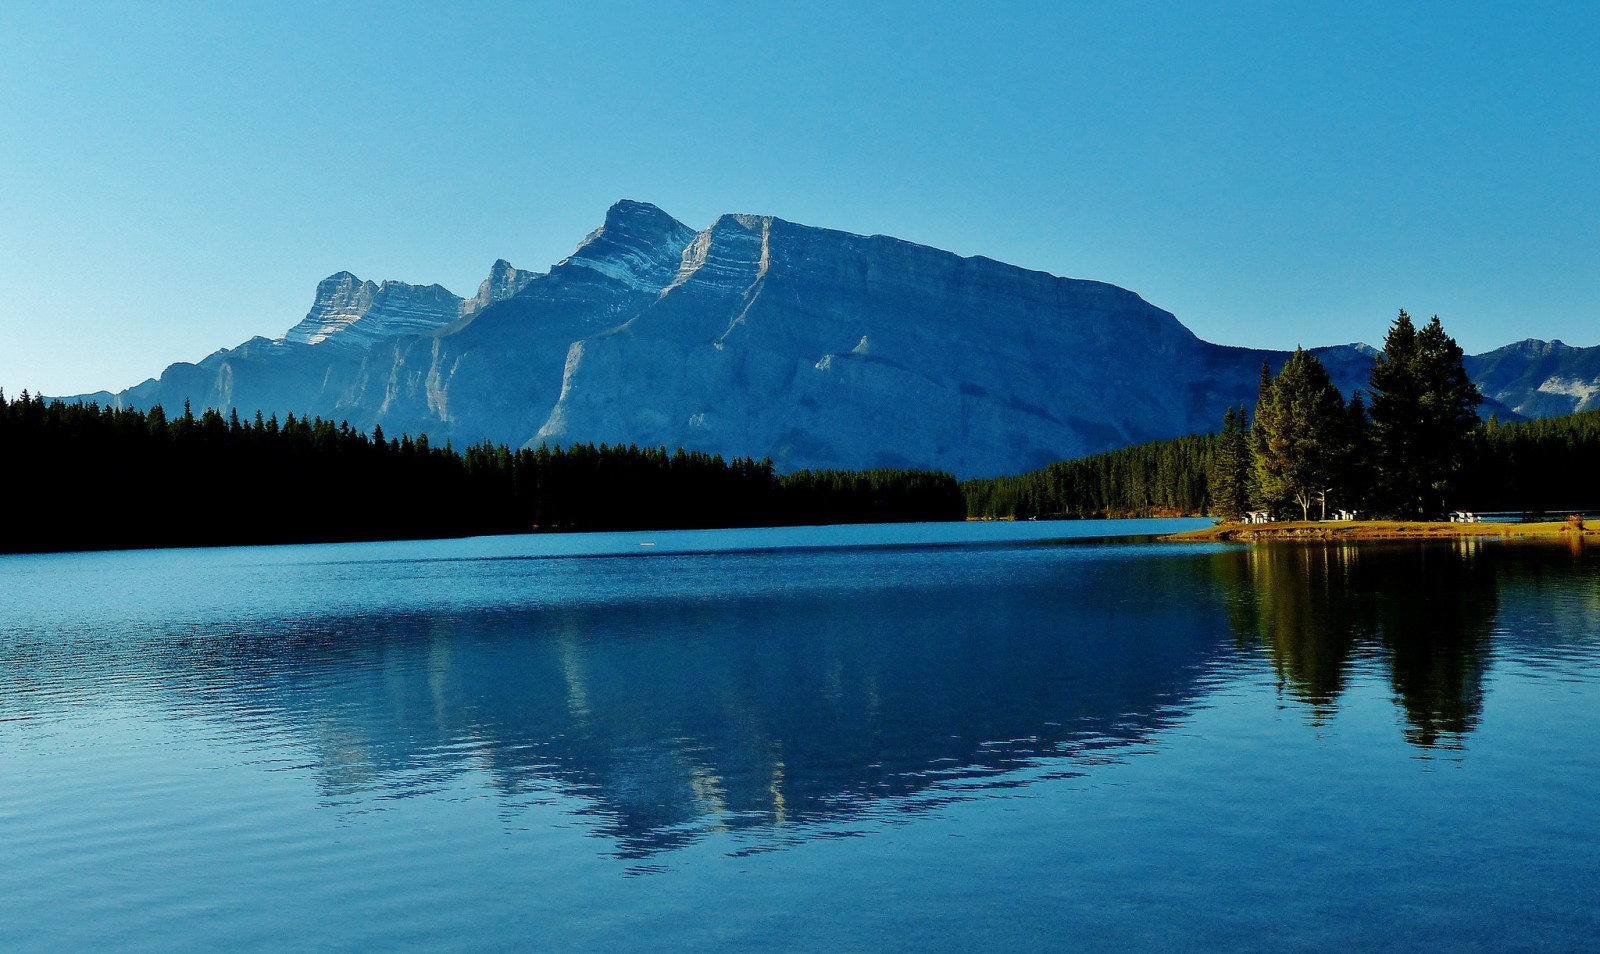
left=3, top=520, right=1598, bottom=952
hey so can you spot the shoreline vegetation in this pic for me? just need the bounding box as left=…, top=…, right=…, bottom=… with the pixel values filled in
left=1164, top=517, right=1596, bottom=543
left=961, top=400, right=1600, bottom=524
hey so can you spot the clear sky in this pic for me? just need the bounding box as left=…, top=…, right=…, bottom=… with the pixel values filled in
left=2, top=1, right=1595, bottom=396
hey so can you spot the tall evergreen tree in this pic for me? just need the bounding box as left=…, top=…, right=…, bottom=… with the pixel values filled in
left=1367, top=311, right=1483, bottom=517
left=1253, top=348, right=1354, bottom=520
left=1209, top=407, right=1241, bottom=520
left=1208, top=406, right=1253, bottom=520
left=1340, top=391, right=1373, bottom=514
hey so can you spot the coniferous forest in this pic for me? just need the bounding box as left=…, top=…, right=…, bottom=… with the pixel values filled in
left=962, top=407, right=1600, bottom=522
left=0, top=392, right=964, bottom=554
left=1459, top=410, right=1600, bottom=515
left=961, top=433, right=1217, bottom=520
left=966, top=312, right=1600, bottom=522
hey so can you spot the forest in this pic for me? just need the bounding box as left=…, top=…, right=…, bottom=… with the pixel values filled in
left=962, top=409, right=1600, bottom=522
left=1459, top=410, right=1600, bottom=515
left=961, top=432, right=1217, bottom=519
left=0, top=392, right=964, bottom=554
left=966, top=313, right=1600, bottom=522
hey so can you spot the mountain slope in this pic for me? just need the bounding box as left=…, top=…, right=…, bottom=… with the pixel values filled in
left=1465, top=339, right=1600, bottom=418
left=63, top=200, right=1590, bottom=477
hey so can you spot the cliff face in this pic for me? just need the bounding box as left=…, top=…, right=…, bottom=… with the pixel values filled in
left=534, top=212, right=1293, bottom=474
left=280, top=273, right=460, bottom=350
left=64, top=200, right=1593, bottom=477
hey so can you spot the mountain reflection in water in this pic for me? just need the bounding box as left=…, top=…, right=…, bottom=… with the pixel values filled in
left=128, top=549, right=1232, bottom=857
left=3, top=533, right=1596, bottom=861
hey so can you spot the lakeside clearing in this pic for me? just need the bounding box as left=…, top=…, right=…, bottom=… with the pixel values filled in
left=1165, top=519, right=1598, bottom=543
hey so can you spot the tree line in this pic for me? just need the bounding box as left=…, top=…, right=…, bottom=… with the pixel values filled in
left=0, top=392, right=964, bottom=554
left=968, top=311, right=1599, bottom=521
left=1457, top=408, right=1600, bottom=515
left=962, top=433, right=1216, bottom=519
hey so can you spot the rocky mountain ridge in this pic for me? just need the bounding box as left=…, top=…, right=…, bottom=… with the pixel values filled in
left=1465, top=339, right=1600, bottom=419
left=279, top=259, right=541, bottom=350
left=63, top=200, right=1598, bottom=478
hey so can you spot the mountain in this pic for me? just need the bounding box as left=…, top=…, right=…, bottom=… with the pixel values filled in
left=63, top=200, right=1594, bottom=478
left=1465, top=339, right=1600, bottom=418
left=278, top=260, right=541, bottom=351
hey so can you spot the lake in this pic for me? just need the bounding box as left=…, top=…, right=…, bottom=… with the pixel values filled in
left=3, top=520, right=1598, bottom=952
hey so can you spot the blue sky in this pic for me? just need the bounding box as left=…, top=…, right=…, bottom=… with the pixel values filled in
left=2, top=1, right=1595, bottom=396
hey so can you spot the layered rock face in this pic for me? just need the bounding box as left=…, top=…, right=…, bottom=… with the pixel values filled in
left=281, top=260, right=544, bottom=349
left=65, top=200, right=1594, bottom=478
left=532, top=212, right=1361, bottom=474
left=280, top=273, right=459, bottom=349
left=463, top=260, right=541, bottom=319
left=72, top=254, right=545, bottom=428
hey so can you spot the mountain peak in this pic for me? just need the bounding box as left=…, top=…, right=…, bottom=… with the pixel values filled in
left=464, top=259, right=541, bottom=318
left=281, top=271, right=461, bottom=348
left=711, top=212, right=772, bottom=231
left=604, top=198, right=678, bottom=227
left=558, top=201, right=698, bottom=293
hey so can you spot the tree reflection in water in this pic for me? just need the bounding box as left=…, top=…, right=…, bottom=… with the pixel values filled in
left=1220, top=540, right=1499, bottom=747
left=13, top=535, right=1588, bottom=861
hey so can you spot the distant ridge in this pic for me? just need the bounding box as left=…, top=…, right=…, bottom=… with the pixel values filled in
left=61, top=200, right=1594, bottom=477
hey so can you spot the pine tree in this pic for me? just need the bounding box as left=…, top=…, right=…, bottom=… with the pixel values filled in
left=1253, top=349, right=1353, bottom=520
left=1367, top=311, right=1483, bottom=517
left=1235, top=406, right=1259, bottom=512
left=1340, top=392, right=1373, bottom=514
left=1208, top=407, right=1254, bottom=520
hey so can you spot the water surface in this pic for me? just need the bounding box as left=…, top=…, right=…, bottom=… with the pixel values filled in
left=3, top=520, right=1597, bottom=951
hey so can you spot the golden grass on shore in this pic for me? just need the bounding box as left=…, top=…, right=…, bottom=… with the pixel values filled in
left=1164, top=519, right=1598, bottom=543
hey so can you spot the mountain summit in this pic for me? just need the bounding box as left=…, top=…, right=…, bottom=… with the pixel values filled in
left=67, top=201, right=1596, bottom=477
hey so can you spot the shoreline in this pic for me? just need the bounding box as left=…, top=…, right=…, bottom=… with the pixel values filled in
left=1164, top=519, right=1597, bottom=543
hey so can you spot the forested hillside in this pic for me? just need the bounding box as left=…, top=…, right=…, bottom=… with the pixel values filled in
left=962, top=434, right=1217, bottom=519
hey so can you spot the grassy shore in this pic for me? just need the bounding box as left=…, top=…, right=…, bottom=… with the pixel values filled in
left=1165, top=518, right=1598, bottom=543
